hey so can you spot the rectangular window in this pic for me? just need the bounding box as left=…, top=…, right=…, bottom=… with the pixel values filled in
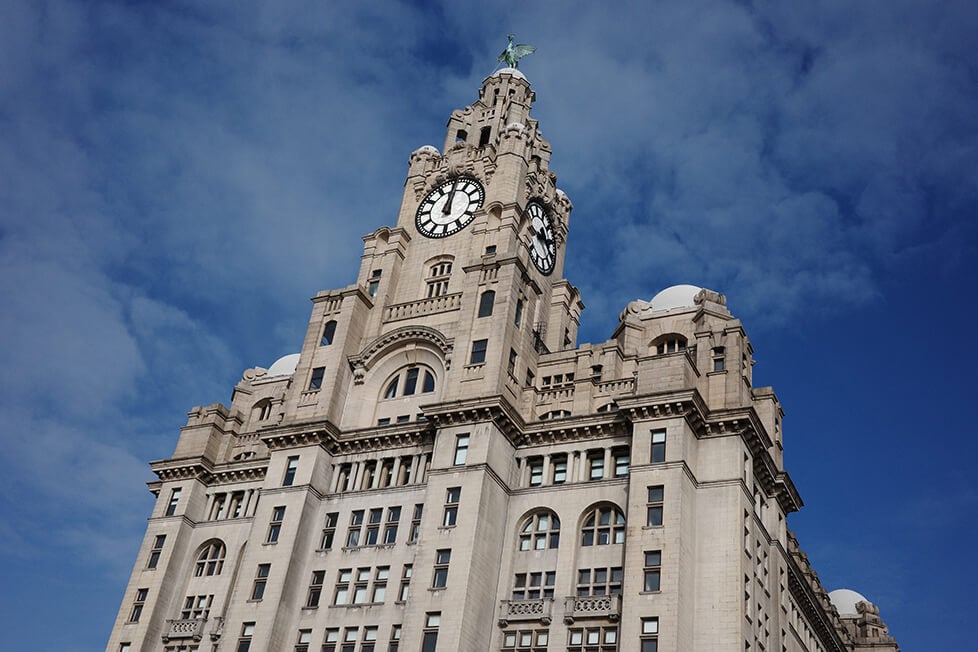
left=398, top=564, right=412, bottom=602
left=283, top=455, right=299, bottom=485
left=409, top=504, right=423, bottom=543
left=421, top=613, right=440, bottom=652
left=295, top=629, right=312, bottom=652
left=388, top=625, right=401, bottom=652
left=644, top=551, right=662, bottom=592
left=309, top=367, right=326, bottom=390
left=485, top=244, right=497, bottom=255
left=576, top=567, right=623, bottom=596
left=528, top=457, right=543, bottom=486
left=147, top=534, right=166, bottom=569
left=588, top=451, right=604, bottom=480
left=514, top=299, right=524, bottom=327
left=211, top=493, right=227, bottom=519
left=713, top=346, right=726, bottom=372
left=321, top=512, right=339, bottom=549
left=180, top=594, right=213, bottom=619
left=501, top=629, right=549, bottom=651
left=353, top=567, right=370, bottom=604
left=372, top=566, right=389, bottom=603
left=229, top=490, right=245, bottom=518
left=651, top=430, right=666, bottom=463
left=165, top=488, right=181, bottom=516
left=129, top=588, right=148, bottom=622
left=347, top=510, right=364, bottom=547
left=432, top=549, right=451, bottom=588
left=508, top=348, right=517, bottom=375
left=252, top=564, right=270, bottom=600
left=343, top=627, right=358, bottom=652
left=453, top=434, right=469, bottom=465
left=307, top=570, right=325, bottom=608
left=613, top=447, right=630, bottom=477
left=443, top=487, right=461, bottom=526
left=641, top=618, right=659, bottom=652
left=334, top=568, right=352, bottom=605
left=551, top=455, right=567, bottom=484
left=323, top=628, right=339, bottom=652
left=362, top=626, right=378, bottom=652
left=384, top=506, right=401, bottom=544
left=119, top=644, right=130, bottom=652
left=470, top=339, right=488, bottom=364
left=512, top=571, right=556, bottom=600
left=237, top=623, right=255, bottom=652
left=368, top=270, right=381, bottom=297
left=365, top=508, right=382, bottom=545
left=567, top=626, right=618, bottom=652
left=267, top=505, right=286, bottom=543
left=647, top=485, right=664, bottom=526
left=525, top=368, right=535, bottom=387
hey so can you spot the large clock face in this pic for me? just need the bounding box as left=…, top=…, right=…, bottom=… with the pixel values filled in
left=415, top=177, right=485, bottom=238
left=527, top=201, right=557, bottom=275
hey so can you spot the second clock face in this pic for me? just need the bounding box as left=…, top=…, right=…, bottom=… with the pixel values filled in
left=415, top=177, right=485, bottom=238
left=527, top=201, right=557, bottom=275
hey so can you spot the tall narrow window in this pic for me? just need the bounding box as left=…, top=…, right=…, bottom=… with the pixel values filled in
left=237, top=623, right=255, bottom=652
left=651, top=431, right=666, bottom=463
left=588, top=451, right=605, bottom=480
left=712, top=346, right=726, bottom=372
left=129, top=588, right=148, bottom=622
left=321, top=512, right=339, bottom=549
left=514, top=299, right=524, bottom=327
left=613, top=447, right=630, bottom=477
left=443, top=487, right=461, bottom=526
left=267, top=506, right=286, bottom=543
left=252, top=564, right=270, bottom=600
left=307, top=570, right=325, bottom=607
left=323, top=629, right=339, bottom=652
left=643, top=551, right=662, bottom=591
left=508, top=348, right=517, bottom=375
left=478, top=290, right=495, bottom=317
left=528, top=457, right=543, bottom=486
left=362, top=627, right=378, bottom=652
left=334, top=568, right=352, bottom=605
left=409, top=504, right=423, bottom=543
left=343, top=628, right=358, bottom=652
left=404, top=367, right=420, bottom=395
left=147, top=534, right=165, bottom=569
left=432, top=549, right=451, bottom=588
left=365, top=508, right=383, bottom=545
left=470, top=339, right=488, bottom=364
left=368, top=270, right=381, bottom=297
left=479, top=126, right=491, bottom=146
left=295, top=629, right=312, bottom=652
left=647, top=486, right=664, bottom=526
left=283, top=455, right=300, bottom=486
left=372, top=567, right=389, bottom=603
left=353, top=567, right=371, bottom=604
left=308, top=367, right=325, bottom=391
left=347, top=510, right=364, bottom=547
left=384, top=506, right=401, bottom=544
left=399, top=565, right=413, bottom=601
left=165, top=488, right=182, bottom=516
left=422, top=613, right=440, bottom=652
left=321, top=320, right=337, bottom=346
left=454, top=434, right=469, bottom=465
left=389, top=625, right=401, bottom=652
left=641, top=618, right=659, bottom=652
left=552, top=455, right=567, bottom=484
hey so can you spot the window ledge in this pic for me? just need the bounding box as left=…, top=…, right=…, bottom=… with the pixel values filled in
left=428, top=587, right=447, bottom=593
left=437, top=525, right=457, bottom=531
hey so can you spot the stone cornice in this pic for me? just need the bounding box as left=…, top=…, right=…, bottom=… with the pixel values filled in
left=149, top=457, right=268, bottom=485
left=784, top=530, right=852, bottom=652
left=520, top=413, right=630, bottom=446
left=423, top=395, right=527, bottom=447
left=258, top=418, right=433, bottom=455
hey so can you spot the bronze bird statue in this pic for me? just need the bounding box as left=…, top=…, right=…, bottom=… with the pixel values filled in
left=497, top=34, right=536, bottom=69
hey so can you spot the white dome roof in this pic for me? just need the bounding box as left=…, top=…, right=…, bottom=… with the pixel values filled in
left=266, top=353, right=300, bottom=377
left=490, top=67, right=526, bottom=81
left=829, top=589, right=870, bottom=616
left=649, top=284, right=702, bottom=311
left=413, top=145, right=440, bottom=156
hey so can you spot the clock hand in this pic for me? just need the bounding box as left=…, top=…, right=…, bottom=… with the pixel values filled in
left=442, top=180, right=458, bottom=215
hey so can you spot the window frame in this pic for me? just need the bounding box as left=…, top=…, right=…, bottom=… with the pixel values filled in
left=308, top=367, right=326, bottom=391
left=469, top=339, right=488, bottom=365
left=647, top=485, right=664, bottom=526
left=321, top=320, right=337, bottom=346
left=478, top=290, right=495, bottom=317
left=651, top=430, right=666, bottom=463
left=283, top=455, right=299, bottom=486
left=453, top=434, right=469, bottom=465
left=431, top=549, right=451, bottom=588
left=251, top=564, right=270, bottom=601
left=643, top=550, right=662, bottom=592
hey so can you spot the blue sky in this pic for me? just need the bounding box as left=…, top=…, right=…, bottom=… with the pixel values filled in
left=1, top=1, right=976, bottom=649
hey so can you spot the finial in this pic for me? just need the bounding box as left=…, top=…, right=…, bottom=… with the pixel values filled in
left=497, top=34, right=537, bottom=69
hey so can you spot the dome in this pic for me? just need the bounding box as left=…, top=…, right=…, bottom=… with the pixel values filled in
left=490, top=67, right=526, bottom=81
left=649, top=284, right=703, bottom=312
left=266, top=353, right=300, bottom=377
left=829, top=588, right=870, bottom=616
left=412, top=145, right=440, bottom=156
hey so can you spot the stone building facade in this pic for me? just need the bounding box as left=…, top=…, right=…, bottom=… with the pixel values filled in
left=107, top=69, right=899, bottom=652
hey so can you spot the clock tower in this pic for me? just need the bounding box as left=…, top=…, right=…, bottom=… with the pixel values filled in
left=107, top=64, right=900, bottom=652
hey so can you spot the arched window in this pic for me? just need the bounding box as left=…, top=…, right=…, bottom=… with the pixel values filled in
left=383, top=365, right=436, bottom=399
left=518, top=511, right=560, bottom=551
left=652, top=333, right=687, bottom=355
left=321, top=320, right=337, bottom=346
left=194, top=540, right=226, bottom=577
left=478, top=290, right=495, bottom=317
left=581, top=505, right=625, bottom=546
left=252, top=399, right=272, bottom=422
